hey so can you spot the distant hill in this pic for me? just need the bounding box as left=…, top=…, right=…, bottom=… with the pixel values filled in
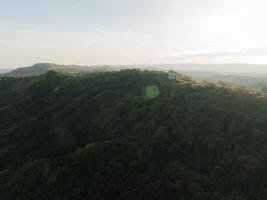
left=178, top=71, right=267, bottom=91
left=0, top=68, right=12, bottom=75
left=142, top=63, right=267, bottom=74
left=2, top=63, right=121, bottom=76
left=4, top=63, right=267, bottom=91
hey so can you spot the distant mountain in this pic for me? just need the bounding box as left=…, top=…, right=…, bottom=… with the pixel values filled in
left=139, top=64, right=267, bottom=91
left=0, top=68, right=12, bottom=75
left=5, top=63, right=267, bottom=77
left=141, top=63, right=267, bottom=74
left=176, top=71, right=267, bottom=91
left=2, top=63, right=121, bottom=76
left=4, top=63, right=267, bottom=91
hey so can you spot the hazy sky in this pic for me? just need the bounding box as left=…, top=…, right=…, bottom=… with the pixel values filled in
left=1, top=0, right=267, bottom=67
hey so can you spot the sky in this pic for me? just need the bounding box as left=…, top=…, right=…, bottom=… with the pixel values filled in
left=1, top=0, right=267, bottom=67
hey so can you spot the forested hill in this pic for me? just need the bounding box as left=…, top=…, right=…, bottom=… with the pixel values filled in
left=2, top=70, right=267, bottom=200
left=2, top=63, right=120, bottom=76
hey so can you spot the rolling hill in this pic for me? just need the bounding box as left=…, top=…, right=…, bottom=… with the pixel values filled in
left=1, top=70, right=267, bottom=199
left=2, top=63, right=121, bottom=76
left=4, top=63, right=267, bottom=91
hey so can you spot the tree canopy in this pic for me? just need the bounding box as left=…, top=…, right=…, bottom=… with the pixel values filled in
left=1, top=70, right=267, bottom=199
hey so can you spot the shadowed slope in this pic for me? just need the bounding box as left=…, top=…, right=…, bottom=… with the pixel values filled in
left=1, top=70, right=267, bottom=200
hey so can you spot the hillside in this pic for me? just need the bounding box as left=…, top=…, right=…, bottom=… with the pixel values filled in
left=179, top=71, right=267, bottom=91
left=2, top=63, right=120, bottom=76
left=5, top=63, right=267, bottom=91
left=0, top=69, right=12, bottom=75
left=1, top=70, right=267, bottom=199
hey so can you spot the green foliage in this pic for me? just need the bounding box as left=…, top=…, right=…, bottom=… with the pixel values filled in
left=145, top=85, right=160, bottom=98
left=1, top=69, right=267, bottom=199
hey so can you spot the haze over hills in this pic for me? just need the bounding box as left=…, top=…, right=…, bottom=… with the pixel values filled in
left=0, top=68, right=12, bottom=75
left=5, top=63, right=267, bottom=76
left=2, top=63, right=123, bottom=76
left=3, top=62, right=267, bottom=91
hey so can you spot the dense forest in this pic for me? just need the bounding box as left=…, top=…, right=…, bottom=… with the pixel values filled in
left=2, top=69, right=267, bottom=199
